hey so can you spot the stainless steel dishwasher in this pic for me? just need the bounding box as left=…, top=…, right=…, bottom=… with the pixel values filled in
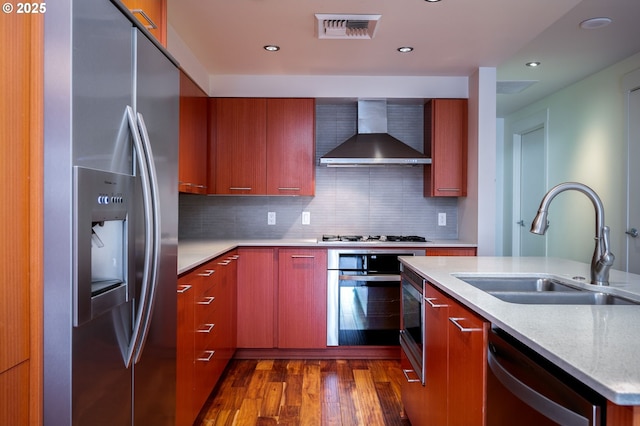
left=487, top=328, right=605, bottom=426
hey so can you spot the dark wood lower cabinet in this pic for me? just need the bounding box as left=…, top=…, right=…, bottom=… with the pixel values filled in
left=176, top=251, right=238, bottom=426
left=401, top=278, right=488, bottom=426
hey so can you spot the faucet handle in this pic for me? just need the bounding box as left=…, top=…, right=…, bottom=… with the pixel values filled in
left=602, top=226, right=612, bottom=258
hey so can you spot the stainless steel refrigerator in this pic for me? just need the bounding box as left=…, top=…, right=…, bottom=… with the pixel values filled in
left=43, top=1, right=179, bottom=424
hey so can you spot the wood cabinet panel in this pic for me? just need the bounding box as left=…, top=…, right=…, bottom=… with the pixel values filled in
left=400, top=351, right=425, bottom=426
left=424, top=99, right=468, bottom=197
left=277, top=249, right=327, bottom=348
left=607, top=403, right=640, bottom=426
left=0, top=361, right=29, bottom=426
left=176, top=277, right=195, bottom=426
left=119, top=0, right=166, bottom=45
left=424, top=285, right=450, bottom=426
left=215, top=98, right=267, bottom=194
left=447, top=300, right=488, bottom=426
left=426, top=247, right=477, bottom=256
left=1, top=10, right=43, bottom=424
left=237, top=248, right=276, bottom=348
left=178, top=70, right=208, bottom=194
left=266, top=98, right=315, bottom=196
left=177, top=251, right=238, bottom=425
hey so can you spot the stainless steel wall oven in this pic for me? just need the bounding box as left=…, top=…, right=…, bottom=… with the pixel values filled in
left=399, top=265, right=425, bottom=384
left=327, top=249, right=423, bottom=347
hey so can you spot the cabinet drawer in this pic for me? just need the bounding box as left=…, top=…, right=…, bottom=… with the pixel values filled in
left=194, top=322, right=217, bottom=352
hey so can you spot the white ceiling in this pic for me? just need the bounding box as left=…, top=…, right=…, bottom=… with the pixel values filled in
left=168, top=0, right=640, bottom=117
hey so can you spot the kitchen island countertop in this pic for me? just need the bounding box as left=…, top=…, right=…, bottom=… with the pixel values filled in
left=177, top=238, right=476, bottom=275
left=399, top=255, right=640, bottom=406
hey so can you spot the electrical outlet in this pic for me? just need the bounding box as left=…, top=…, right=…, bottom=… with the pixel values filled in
left=438, top=212, right=447, bottom=226
left=302, top=211, right=311, bottom=225
left=267, top=211, right=276, bottom=225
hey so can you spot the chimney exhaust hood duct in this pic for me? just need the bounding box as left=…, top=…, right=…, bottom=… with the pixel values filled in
left=319, top=100, right=431, bottom=167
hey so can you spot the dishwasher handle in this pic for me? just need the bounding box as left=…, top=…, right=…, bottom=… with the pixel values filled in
left=488, top=349, right=589, bottom=426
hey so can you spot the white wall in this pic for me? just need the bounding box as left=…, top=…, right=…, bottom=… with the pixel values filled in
left=500, top=52, right=640, bottom=269
left=462, top=67, right=497, bottom=255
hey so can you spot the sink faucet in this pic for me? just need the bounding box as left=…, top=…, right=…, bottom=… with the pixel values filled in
left=530, top=182, right=614, bottom=286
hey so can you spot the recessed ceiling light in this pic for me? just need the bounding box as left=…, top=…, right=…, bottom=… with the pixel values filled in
left=579, top=17, right=612, bottom=30
left=397, top=46, right=414, bottom=53
left=526, top=61, right=541, bottom=68
left=425, top=0, right=441, bottom=2
left=263, top=45, right=280, bottom=52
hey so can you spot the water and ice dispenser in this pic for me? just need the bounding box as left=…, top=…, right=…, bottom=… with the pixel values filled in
left=73, top=166, right=135, bottom=326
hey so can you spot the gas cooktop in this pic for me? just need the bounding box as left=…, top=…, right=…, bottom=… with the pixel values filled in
left=321, top=235, right=428, bottom=243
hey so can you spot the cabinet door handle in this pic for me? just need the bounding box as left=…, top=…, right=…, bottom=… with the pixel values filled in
left=197, top=350, right=215, bottom=362
left=197, top=296, right=215, bottom=305
left=229, top=187, right=252, bottom=191
left=425, top=297, right=448, bottom=308
left=131, top=9, right=158, bottom=29
left=197, top=323, right=215, bottom=333
left=449, top=317, right=483, bottom=332
left=291, top=255, right=315, bottom=258
left=277, top=187, right=301, bottom=191
left=177, top=284, right=192, bottom=294
left=437, top=188, right=461, bottom=192
left=402, top=369, right=421, bottom=383
left=198, top=269, right=215, bottom=277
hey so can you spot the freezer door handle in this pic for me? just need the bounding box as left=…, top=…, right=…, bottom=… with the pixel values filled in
left=132, top=111, right=162, bottom=363
left=122, top=106, right=161, bottom=367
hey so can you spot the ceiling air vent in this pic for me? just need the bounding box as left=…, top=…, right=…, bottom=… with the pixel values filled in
left=315, top=14, right=382, bottom=39
left=497, top=80, right=538, bottom=95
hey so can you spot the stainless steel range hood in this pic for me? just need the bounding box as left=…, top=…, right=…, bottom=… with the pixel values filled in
left=319, top=100, right=431, bottom=167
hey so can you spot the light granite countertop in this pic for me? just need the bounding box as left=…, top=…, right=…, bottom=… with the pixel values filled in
left=177, top=238, right=476, bottom=275
left=398, top=255, right=640, bottom=406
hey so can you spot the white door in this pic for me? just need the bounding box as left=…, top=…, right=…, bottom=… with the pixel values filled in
left=627, top=88, right=640, bottom=273
left=517, top=127, right=547, bottom=256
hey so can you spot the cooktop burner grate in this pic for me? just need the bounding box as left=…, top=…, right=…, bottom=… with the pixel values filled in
left=321, top=235, right=427, bottom=243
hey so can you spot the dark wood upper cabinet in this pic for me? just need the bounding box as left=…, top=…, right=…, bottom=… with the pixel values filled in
left=211, top=98, right=315, bottom=196
left=214, top=98, right=267, bottom=195
left=266, top=98, right=315, bottom=196
left=424, top=99, right=468, bottom=197
left=178, top=70, right=208, bottom=194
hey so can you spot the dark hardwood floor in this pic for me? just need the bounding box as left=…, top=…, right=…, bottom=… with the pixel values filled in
left=195, top=359, right=412, bottom=426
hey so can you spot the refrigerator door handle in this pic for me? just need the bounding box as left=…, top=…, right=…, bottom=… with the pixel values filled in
left=123, top=105, right=155, bottom=368
left=132, top=111, right=162, bottom=363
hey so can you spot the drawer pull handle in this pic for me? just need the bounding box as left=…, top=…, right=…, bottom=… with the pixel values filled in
left=177, top=284, right=192, bottom=293
left=218, top=260, right=231, bottom=265
left=291, top=255, right=315, bottom=258
left=197, top=296, right=215, bottom=305
left=197, top=323, right=215, bottom=333
left=198, top=269, right=215, bottom=277
left=197, top=350, right=215, bottom=362
left=449, top=317, right=482, bottom=333
left=402, top=369, right=421, bottom=383
left=425, top=297, right=448, bottom=308
left=131, top=9, right=157, bottom=29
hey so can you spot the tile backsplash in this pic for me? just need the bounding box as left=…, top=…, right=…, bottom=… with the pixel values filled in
left=179, top=102, right=458, bottom=240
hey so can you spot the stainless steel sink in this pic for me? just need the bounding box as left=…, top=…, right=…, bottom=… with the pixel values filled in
left=455, top=275, right=640, bottom=305
left=487, top=291, right=639, bottom=305
left=458, top=276, right=581, bottom=293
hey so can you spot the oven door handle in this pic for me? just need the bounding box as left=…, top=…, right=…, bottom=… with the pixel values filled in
left=339, top=274, right=400, bottom=282
left=488, top=349, right=590, bottom=426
